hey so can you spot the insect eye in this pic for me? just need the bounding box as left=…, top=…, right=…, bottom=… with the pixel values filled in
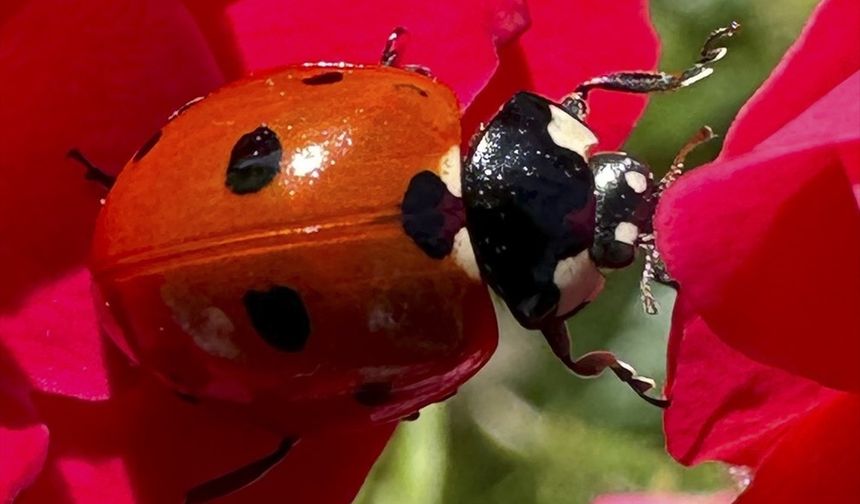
left=226, top=126, right=282, bottom=194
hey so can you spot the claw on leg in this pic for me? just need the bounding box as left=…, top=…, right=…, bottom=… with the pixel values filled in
left=541, top=321, right=669, bottom=408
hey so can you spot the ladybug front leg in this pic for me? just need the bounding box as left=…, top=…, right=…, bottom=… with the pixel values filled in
left=185, top=437, right=297, bottom=503
left=541, top=320, right=669, bottom=408
left=67, top=148, right=115, bottom=189
left=638, top=126, right=716, bottom=314
left=562, top=21, right=740, bottom=120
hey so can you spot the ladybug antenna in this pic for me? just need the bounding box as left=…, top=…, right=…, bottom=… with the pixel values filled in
left=638, top=126, right=716, bottom=314
left=562, top=21, right=740, bottom=120
left=185, top=437, right=297, bottom=503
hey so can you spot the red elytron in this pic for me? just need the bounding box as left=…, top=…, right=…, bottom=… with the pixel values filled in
left=90, top=65, right=497, bottom=434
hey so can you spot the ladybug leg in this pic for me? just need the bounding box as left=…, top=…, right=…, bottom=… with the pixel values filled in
left=637, top=126, right=717, bottom=313
left=562, top=21, right=740, bottom=120
left=185, top=437, right=297, bottom=503
left=638, top=238, right=673, bottom=315
left=379, top=27, right=433, bottom=76
left=380, top=26, right=407, bottom=66
left=541, top=321, right=669, bottom=408
left=656, top=125, right=716, bottom=196
left=67, top=149, right=115, bottom=189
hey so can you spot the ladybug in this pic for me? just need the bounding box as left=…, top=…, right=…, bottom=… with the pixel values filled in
left=76, top=23, right=737, bottom=500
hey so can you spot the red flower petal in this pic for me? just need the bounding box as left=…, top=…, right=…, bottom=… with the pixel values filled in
left=735, top=393, right=860, bottom=504
left=462, top=0, right=659, bottom=149
left=0, top=356, right=49, bottom=502
left=656, top=79, right=860, bottom=392
left=0, top=0, right=224, bottom=397
left=0, top=269, right=112, bottom=399
left=0, top=0, right=223, bottom=311
left=20, top=370, right=393, bottom=503
left=721, top=0, right=860, bottom=158
left=0, top=424, right=48, bottom=502
left=664, top=297, right=838, bottom=467
left=186, top=0, right=529, bottom=108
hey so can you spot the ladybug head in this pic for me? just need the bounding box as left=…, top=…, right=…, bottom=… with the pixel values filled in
left=588, top=153, right=656, bottom=270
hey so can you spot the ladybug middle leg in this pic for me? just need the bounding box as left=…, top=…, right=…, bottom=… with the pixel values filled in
left=67, top=149, right=115, bottom=189
left=541, top=320, right=669, bottom=408
left=185, top=437, right=297, bottom=503
left=638, top=126, right=716, bottom=314
left=561, top=21, right=740, bottom=119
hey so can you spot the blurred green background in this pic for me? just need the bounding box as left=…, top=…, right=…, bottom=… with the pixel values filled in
left=357, top=1, right=819, bottom=502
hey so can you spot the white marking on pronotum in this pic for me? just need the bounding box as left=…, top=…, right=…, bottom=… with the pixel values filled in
left=438, top=145, right=462, bottom=197
left=552, top=251, right=605, bottom=315
left=624, top=171, right=648, bottom=194
left=546, top=104, right=598, bottom=159
left=614, top=222, right=639, bottom=245
left=452, top=228, right=481, bottom=280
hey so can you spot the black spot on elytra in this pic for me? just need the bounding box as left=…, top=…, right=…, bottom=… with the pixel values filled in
left=354, top=382, right=392, bottom=406
left=302, top=72, right=344, bottom=85
left=132, top=130, right=162, bottom=162
left=243, top=286, right=310, bottom=352
left=402, top=171, right=464, bottom=259
left=226, top=126, right=282, bottom=194
left=394, top=83, right=429, bottom=97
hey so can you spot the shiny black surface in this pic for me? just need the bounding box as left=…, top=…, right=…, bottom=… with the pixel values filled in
left=301, top=71, right=345, bottom=85
left=463, top=92, right=595, bottom=329
left=225, top=126, right=282, bottom=195
left=401, top=170, right=465, bottom=259
left=243, top=285, right=311, bottom=352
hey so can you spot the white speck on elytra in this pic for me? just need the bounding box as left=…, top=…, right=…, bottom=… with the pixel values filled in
left=368, top=306, right=398, bottom=332
left=190, top=307, right=239, bottom=359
